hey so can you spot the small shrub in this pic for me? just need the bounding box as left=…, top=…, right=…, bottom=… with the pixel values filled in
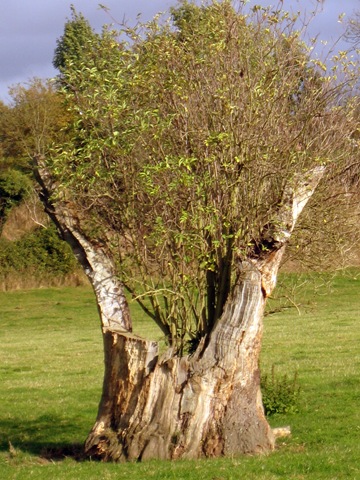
left=0, top=224, right=82, bottom=289
left=20, top=225, right=78, bottom=275
left=0, top=169, right=32, bottom=231
left=261, top=364, right=301, bottom=416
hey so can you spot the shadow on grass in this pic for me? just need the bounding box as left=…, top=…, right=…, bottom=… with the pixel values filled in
left=0, top=414, right=88, bottom=461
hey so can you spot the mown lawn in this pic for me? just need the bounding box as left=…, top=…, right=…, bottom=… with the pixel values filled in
left=0, top=272, right=359, bottom=479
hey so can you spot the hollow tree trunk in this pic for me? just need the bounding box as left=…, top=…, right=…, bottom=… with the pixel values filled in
left=34, top=156, right=324, bottom=462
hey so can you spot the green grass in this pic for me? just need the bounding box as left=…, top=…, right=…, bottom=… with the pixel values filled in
left=0, top=273, right=359, bottom=479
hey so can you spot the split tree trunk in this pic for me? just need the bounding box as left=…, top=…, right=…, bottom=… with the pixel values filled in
left=85, top=259, right=274, bottom=461
left=35, top=157, right=324, bottom=462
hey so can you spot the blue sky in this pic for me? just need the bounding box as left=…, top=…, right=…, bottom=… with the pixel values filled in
left=0, top=0, right=359, bottom=103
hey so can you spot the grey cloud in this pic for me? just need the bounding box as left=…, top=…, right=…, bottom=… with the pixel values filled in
left=1, top=0, right=177, bottom=101
left=1, top=0, right=359, bottom=103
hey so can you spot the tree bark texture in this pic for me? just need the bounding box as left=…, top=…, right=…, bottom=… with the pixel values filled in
left=34, top=157, right=324, bottom=461
left=85, top=260, right=274, bottom=461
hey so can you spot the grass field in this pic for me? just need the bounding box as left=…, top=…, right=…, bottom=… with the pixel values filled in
left=0, top=272, right=359, bottom=479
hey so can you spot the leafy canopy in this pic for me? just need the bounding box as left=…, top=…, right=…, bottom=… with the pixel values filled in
left=51, top=0, right=357, bottom=350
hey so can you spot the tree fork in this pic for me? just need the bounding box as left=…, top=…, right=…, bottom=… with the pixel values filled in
left=84, top=258, right=274, bottom=461
left=83, top=166, right=325, bottom=461
left=34, top=154, right=325, bottom=461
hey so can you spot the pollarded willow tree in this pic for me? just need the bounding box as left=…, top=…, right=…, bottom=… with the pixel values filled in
left=36, top=0, right=358, bottom=461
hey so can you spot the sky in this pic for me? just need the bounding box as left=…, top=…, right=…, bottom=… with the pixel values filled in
left=0, top=0, right=359, bottom=104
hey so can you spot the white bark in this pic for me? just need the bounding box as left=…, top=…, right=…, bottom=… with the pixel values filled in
left=256, top=165, right=325, bottom=296
left=67, top=227, right=130, bottom=332
left=34, top=156, right=131, bottom=332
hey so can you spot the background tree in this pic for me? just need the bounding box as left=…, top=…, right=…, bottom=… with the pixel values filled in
left=0, top=66, right=71, bottom=234
left=53, top=5, right=100, bottom=75
left=0, top=78, right=69, bottom=230
left=4, top=78, right=69, bottom=160
left=0, top=168, right=31, bottom=234
left=34, top=0, right=358, bottom=461
left=0, top=79, right=81, bottom=288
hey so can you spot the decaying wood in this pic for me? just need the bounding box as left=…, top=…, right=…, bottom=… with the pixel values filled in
left=254, top=165, right=325, bottom=297
left=85, top=260, right=274, bottom=461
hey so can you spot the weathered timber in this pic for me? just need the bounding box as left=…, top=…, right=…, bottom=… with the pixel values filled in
left=83, top=167, right=325, bottom=461
left=84, top=260, right=273, bottom=460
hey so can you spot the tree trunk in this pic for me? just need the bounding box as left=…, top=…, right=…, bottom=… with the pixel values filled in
left=34, top=156, right=131, bottom=332
left=34, top=157, right=324, bottom=461
left=84, top=166, right=325, bottom=461
left=85, top=259, right=274, bottom=461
